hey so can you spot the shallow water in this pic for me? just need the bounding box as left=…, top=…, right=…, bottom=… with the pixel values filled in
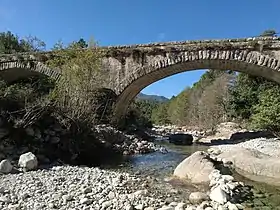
left=103, top=140, right=280, bottom=208
left=119, top=143, right=209, bottom=177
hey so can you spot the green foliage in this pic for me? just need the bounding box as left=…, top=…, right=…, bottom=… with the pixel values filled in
left=149, top=70, right=233, bottom=129
left=250, top=86, right=280, bottom=135
left=229, top=71, right=280, bottom=136
left=121, top=99, right=160, bottom=130
left=0, top=31, right=112, bottom=127
left=167, top=88, right=190, bottom=125
left=151, top=103, right=171, bottom=125
left=134, top=99, right=159, bottom=122
left=228, top=73, right=262, bottom=119
left=0, top=31, right=45, bottom=54
left=229, top=73, right=275, bottom=119
left=47, top=38, right=110, bottom=125
left=89, top=88, right=117, bottom=124
left=0, top=77, right=55, bottom=117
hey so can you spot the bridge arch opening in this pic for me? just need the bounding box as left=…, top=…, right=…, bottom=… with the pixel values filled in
left=114, top=58, right=280, bottom=118
left=0, top=61, right=61, bottom=83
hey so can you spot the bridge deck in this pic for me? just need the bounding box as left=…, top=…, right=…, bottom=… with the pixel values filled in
left=1, top=37, right=280, bottom=62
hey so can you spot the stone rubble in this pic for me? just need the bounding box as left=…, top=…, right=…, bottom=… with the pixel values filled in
left=172, top=151, right=252, bottom=210
left=0, top=123, right=168, bottom=168
left=0, top=164, right=186, bottom=210
left=151, top=125, right=206, bottom=142
left=181, top=168, right=250, bottom=210
left=94, top=125, right=166, bottom=155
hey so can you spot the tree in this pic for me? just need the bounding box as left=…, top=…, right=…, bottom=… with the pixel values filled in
left=20, top=35, right=46, bottom=52
left=251, top=86, right=280, bottom=136
left=260, top=29, right=277, bottom=37
left=151, top=103, right=171, bottom=125
left=0, top=31, right=45, bottom=54
left=167, top=87, right=191, bottom=125
left=133, top=99, right=159, bottom=121
left=228, top=73, right=276, bottom=120
left=198, top=74, right=232, bottom=130
left=149, top=69, right=233, bottom=129
left=76, top=38, right=88, bottom=48
left=229, top=73, right=263, bottom=120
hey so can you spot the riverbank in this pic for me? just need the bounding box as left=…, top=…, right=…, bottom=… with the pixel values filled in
left=2, top=121, right=280, bottom=209
left=0, top=119, right=166, bottom=168
left=150, top=123, right=280, bottom=208
left=1, top=138, right=280, bottom=209
left=211, top=137, right=280, bottom=157
left=155, top=123, right=280, bottom=187
left=1, top=140, right=278, bottom=210
left=209, top=137, right=280, bottom=186
left=0, top=165, right=189, bottom=210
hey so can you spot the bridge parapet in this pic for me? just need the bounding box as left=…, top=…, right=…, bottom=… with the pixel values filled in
left=0, top=37, right=280, bottom=63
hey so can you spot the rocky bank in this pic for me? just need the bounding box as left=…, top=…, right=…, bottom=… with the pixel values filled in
left=0, top=117, right=166, bottom=168
left=1, top=120, right=279, bottom=209
left=0, top=152, right=252, bottom=210
left=209, top=137, right=280, bottom=186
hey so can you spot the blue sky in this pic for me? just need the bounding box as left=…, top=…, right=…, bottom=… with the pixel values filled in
left=0, top=0, right=279, bottom=98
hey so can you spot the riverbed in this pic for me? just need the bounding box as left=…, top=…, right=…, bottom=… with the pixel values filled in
left=1, top=140, right=280, bottom=209
left=103, top=140, right=280, bottom=209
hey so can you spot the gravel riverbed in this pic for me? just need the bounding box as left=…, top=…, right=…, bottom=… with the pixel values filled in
left=0, top=165, right=188, bottom=210
left=1, top=133, right=280, bottom=209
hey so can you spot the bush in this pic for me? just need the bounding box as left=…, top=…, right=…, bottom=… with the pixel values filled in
left=0, top=77, right=55, bottom=112
left=47, top=39, right=112, bottom=126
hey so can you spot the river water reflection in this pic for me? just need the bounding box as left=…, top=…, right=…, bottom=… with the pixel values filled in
left=120, top=142, right=209, bottom=177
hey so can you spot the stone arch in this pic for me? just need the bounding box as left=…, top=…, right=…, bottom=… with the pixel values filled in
left=114, top=49, right=280, bottom=118
left=0, top=61, right=61, bottom=83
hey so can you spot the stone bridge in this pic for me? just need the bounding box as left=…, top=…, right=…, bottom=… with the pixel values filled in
left=1, top=36, right=280, bottom=118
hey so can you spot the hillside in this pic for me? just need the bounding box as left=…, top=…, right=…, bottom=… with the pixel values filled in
left=137, top=93, right=169, bottom=102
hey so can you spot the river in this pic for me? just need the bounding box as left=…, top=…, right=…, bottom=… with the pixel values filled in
left=102, top=140, right=280, bottom=209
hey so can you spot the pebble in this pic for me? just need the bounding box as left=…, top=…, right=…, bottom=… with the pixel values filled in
left=0, top=165, right=182, bottom=210
left=135, top=204, right=144, bottom=209
left=0, top=124, right=272, bottom=210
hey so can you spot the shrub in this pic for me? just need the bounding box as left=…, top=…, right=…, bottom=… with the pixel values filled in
left=47, top=39, right=112, bottom=125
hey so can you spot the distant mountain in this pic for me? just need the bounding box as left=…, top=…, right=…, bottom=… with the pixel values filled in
left=137, top=93, right=169, bottom=102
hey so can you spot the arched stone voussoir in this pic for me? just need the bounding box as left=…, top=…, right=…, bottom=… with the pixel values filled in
left=0, top=61, right=61, bottom=83
left=114, top=50, right=280, bottom=119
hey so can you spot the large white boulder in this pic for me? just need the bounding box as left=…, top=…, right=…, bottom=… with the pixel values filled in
left=173, top=151, right=215, bottom=183
left=18, top=152, right=38, bottom=171
left=0, top=159, right=13, bottom=174
left=217, top=147, right=280, bottom=184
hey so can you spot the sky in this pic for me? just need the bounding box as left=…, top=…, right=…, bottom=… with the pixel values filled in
left=0, top=0, right=280, bottom=98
